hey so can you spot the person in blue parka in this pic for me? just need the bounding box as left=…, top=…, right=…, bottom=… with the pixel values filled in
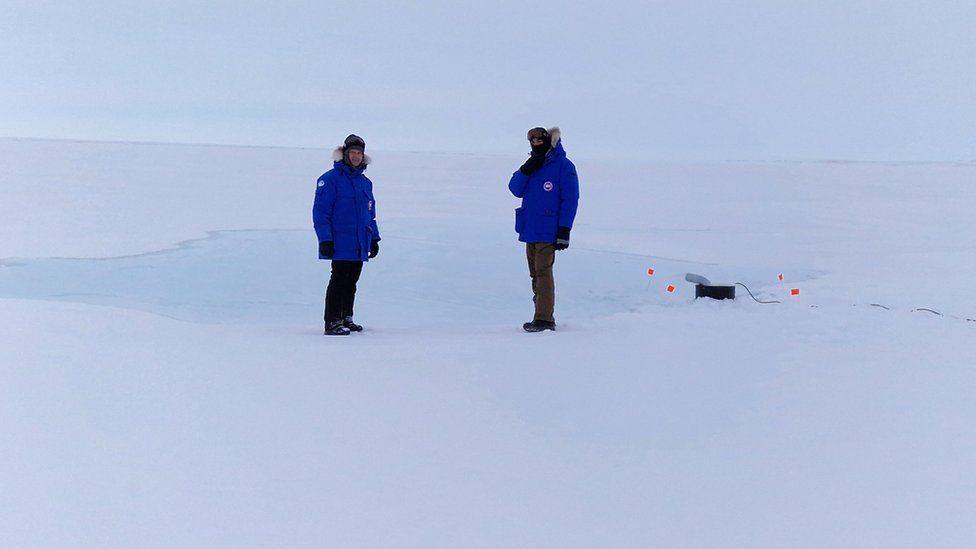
left=508, top=126, right=580, bottom=332
left=313, top=134, right=381, bottom=336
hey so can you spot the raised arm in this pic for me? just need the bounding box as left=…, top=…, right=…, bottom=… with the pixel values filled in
left=508, top=170, right=530, bottom=198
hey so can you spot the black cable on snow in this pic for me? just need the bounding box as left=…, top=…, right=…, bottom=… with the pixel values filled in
left=688, top=275, right=971, bottom=324
left=868, top=303, right=972, bottom=323
left=734, top=282, right=781, bottom=304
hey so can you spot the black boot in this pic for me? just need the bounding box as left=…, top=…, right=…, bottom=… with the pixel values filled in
left=343, top=316, right=363, bottom=332
left=324, top=320, right=351, bottom=336
left=522, top=320, right=556, bottom=332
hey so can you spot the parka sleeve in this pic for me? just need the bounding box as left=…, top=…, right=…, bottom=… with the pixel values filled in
left=368, top=182, right=380, bottom=242
left=558, top=160, right=580, bottom=229
left=312, top=176, right=335, bottom=242
left=508, top=170, right=529, bottom=198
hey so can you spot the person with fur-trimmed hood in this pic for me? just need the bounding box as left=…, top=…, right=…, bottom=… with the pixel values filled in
left=313, top=134, right=381, bottom=336
left=508, top=126, right=580, bottom=332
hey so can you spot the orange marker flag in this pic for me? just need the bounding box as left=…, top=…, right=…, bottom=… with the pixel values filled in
left=790, top=288, right=800, bottom=296
left=666, top=284, right=676, bottom=293
left=645, top=268, right=656, bottom=290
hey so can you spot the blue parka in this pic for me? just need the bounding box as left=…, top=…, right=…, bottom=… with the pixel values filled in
left=508, top=137, right=580, bottom=243
left=313, top=160, right=380, bottom=261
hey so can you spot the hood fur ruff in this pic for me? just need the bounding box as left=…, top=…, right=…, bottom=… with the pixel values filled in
left=547, top=126, right=561, bottom=148
left=333, top=146, right=372, bottom=166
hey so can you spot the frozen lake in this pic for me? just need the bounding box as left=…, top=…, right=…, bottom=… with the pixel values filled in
left=0, top=227, right=770, bottom=326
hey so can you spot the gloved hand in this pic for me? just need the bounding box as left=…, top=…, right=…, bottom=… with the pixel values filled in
left=554, top=226, right=571, bottom=251
left=368, top=240, right=379, bottom=259
left=319, top=241, right=335, bottom=257
left=519, top=153, right=545, bottom=175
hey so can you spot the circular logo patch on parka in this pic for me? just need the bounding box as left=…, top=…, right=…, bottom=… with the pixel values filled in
left=543, top=181, right=554, bottom=192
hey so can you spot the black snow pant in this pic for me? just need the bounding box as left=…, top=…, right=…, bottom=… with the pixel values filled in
left=324, top=260, right=364, bottom=323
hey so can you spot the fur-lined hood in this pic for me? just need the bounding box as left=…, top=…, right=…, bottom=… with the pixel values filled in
left=332, top=146, right=372, bottom=167
left=547, top=126, right=561, bottom=149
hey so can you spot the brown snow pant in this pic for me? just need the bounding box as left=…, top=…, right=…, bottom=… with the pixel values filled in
left=526, top=242, right=556, bottom=323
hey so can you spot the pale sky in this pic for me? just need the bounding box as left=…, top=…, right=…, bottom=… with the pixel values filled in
left=2, top=1, right=973, bottom=161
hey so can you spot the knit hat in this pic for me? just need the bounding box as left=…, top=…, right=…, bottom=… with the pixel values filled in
left=343, top=134, right=365, bottom=153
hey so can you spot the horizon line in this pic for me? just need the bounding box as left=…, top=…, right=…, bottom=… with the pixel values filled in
left=1, top=135, right=973, bottom=166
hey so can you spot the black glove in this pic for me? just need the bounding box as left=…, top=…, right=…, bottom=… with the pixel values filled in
left=368, top=240, right=379, bottom=259
left=519, top=153, right=545, bottom=176
left=319, top=241, right=334, bottom=257
left=554, top=226, right=570, bottom=251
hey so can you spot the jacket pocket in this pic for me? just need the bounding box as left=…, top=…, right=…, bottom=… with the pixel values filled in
left=528, top=209, right=557, bottom=240
left=515, top=207, right=524, bottom=233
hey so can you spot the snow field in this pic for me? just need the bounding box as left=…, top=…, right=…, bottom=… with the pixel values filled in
left=1, top=138, right=974, bottom=547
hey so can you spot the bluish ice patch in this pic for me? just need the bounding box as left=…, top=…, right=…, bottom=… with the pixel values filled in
left=0, top=231, right=323, bottom=324
left=0, top=228, right=809, bottom=325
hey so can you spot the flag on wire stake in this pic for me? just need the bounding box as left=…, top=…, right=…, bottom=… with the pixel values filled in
left=645, top=267, right=655, bottom=290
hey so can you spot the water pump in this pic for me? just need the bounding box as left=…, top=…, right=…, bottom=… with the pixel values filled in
left=685, top=273, right=736, bottom=300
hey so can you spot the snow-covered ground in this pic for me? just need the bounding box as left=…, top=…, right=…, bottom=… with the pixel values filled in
left=1, top=137, right=974, bottom=547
